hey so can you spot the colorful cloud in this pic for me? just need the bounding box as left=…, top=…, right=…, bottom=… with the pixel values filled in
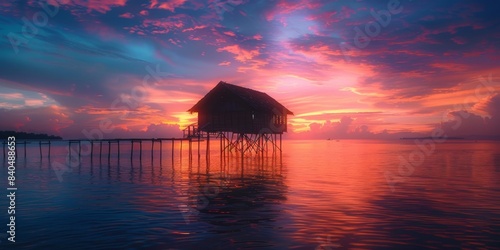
left=0, top=0, right=499, bottom=139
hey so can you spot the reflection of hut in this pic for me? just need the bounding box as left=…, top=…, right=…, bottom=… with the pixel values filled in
left=187, top=81, right=293, bottom=154
left=183, top=170, right=288, bottom=249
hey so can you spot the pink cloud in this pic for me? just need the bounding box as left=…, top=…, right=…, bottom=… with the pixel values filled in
left=149, top=0, right=186, bottom=12
left=0, top=106, right=73, bottom=136
left=139, top=15, right=187, bottom=34
left=286, top=116, right=390, bottom=139
left=218, top=61, right=231, bottom=66
left=223, top=31, right=237, bottom=37
left=182, top=25, right=207, bottom=32
left=119, top=12, right=134, bottom=18
left=430, top=62, right=469, bottom=72
left=264, top=0, right=322, bottom=21
left=168, top=38, right=182, bottom=46
left=407, top=20, right=485, bottom=46
left=217, top=45, right=260, bottom=62
left=0, top=1, right=12, bottom=8
left=54, top=0, right=127, bottom=14
left=451, top=37, right=467, bottom=45
left=422, top=90, right=500, bottom=138
left=82, top=20, right=125, bottom=40
left=0, top=93, right=24, bottom=100
left=473, top=93, right=500, bottom=117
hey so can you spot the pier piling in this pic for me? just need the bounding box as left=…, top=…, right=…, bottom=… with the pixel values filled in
left=4, top=136, right=281, bottom=168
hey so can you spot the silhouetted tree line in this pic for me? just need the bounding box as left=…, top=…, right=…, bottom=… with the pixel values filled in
left=0, top=131, right=62, bottom=140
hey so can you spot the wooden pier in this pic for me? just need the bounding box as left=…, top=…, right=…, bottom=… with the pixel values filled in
left=1, top=135, right=282, bottom=167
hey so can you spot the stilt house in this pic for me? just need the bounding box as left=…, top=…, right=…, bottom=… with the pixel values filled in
left=188, top=81, right=293, bottom=134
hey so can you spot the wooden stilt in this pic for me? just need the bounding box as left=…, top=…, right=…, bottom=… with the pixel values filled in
left=263, top=135, right=266, bottom=156
left=206, top=134, right=209, bottom=160
left=188, top=138, right=192, bottom=163
left=68, top=141, right=71, bottom=162
left=171, top=140, right=174, bottom=166
left=198, top=133, right=201, bottom=160
left=279, top=133, right=283, bottom=165
left=240, top=133, right=244, bottom=166
left=99, top=141, right=103, bottom=162
left=39, top=141, right=42, bottom=158
left=265, top=135, right=268, bottom=157
left=48, top=141, right=51, bottom=158
left=139, top=141, right=142, bottom=162
left=222, top=133, right=225, bottom=166
left=108, top=141, right=111, bottom=163
left=224, top=132, right=227, bottom=166
left=130, top=141, right=134, bottom=162
left=220, top=133, right=222, bottom=168
left=160, top=140, right=163, bottom=161
left=273, top=134, right=276, bottom=156
left=206, top=133, right=210, bottom=164
left=280, top=134, right=282, bottom=152
left=151, top=140, right=154, bottom=162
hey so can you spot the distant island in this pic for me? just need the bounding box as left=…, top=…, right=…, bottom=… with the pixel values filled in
left=0, top=131, right=62, bottom=140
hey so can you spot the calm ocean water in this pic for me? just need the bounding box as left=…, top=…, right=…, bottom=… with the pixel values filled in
left=1, top=139, right=500, bottom=249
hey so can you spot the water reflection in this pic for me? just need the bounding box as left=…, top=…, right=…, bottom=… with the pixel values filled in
left=3, top=140, right=500, bottom=249
left=55, top=141, right=290, bottom=249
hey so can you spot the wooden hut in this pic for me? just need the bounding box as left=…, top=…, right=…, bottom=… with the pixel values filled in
left=188, top=81, right=293, bottom=134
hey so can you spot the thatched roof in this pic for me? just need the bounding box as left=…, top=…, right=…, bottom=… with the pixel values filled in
left=189, top=81, right=293, bottom=115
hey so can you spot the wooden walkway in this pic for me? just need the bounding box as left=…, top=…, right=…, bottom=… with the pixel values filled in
left=2, top=134, right=282, bottom=168
left=2, top=138, right=191, bottom=160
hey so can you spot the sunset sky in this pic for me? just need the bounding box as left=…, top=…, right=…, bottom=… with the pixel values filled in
left=0, top=0, right=499, bottom=139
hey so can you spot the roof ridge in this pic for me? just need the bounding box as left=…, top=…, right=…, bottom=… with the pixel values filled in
left=189, top=81, right=293, bottom=115
left=218, top=81, right=267, bottom=95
